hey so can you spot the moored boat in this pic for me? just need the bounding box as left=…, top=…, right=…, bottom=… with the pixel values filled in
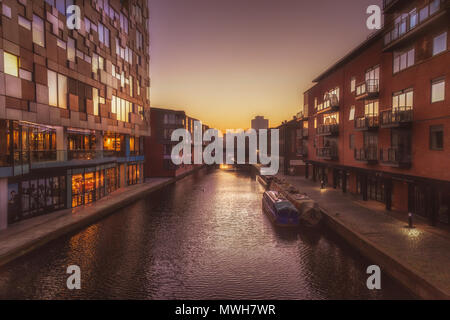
left=262, top=191, right=300, bottom=227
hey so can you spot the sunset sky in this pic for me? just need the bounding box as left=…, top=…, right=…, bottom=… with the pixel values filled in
left=149, top=0, right=383, bottom=131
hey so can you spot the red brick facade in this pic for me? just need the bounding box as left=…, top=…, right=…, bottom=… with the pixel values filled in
left=297, top=0, right=450, bottom=225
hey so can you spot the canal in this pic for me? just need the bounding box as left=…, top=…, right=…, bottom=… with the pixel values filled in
left=0, top=168, right=413, bottom=299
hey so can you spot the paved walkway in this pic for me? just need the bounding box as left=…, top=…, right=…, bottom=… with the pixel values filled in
left=278, top=174, right=450, bottom=299
left=0, top=178, right=171, bottom=267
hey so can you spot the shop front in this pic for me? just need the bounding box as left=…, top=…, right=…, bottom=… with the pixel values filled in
left=70, top=165, right=111, bottom=208
left=7, top=171, right=67, bottom=224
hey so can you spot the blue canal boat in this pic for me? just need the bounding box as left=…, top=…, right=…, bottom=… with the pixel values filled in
left=262, top=191, right=300, bottom=227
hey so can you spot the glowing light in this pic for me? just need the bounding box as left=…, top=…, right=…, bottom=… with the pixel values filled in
left=220, top=164, right=229, bottom=169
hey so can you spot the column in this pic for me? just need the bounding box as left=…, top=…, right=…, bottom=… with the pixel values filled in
left=0, top=178, right=8, bottom=230
left=66, top=172, right=72, bottom=209
left=56, top=127, right=67, bottom=161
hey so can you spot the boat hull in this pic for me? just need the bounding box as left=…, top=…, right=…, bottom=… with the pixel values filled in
left=262, top=197, right=300, bottom=228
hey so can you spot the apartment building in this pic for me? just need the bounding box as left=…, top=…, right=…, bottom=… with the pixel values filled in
left=144, top=107, right=209, bottom=178
left=0, top=0, right=151, bottom=229
left=277, top=113, right=308, bottom=176
left=299, top=0, right=450, bottom=225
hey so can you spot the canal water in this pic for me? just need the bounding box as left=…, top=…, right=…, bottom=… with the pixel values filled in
left=0, top=168, right=413, bottom=299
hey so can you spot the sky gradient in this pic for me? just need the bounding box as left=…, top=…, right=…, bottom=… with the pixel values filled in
left=149, top=0, right=383, bottom=131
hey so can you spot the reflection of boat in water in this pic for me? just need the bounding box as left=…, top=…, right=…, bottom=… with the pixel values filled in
left=262, top=191, right=300, bottom=227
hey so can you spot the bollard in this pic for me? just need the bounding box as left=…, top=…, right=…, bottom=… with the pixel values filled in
left=408, top=212, right=413, bottom=228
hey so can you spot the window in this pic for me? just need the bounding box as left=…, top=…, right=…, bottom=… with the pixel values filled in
left=433, top=32, right=447, bottom=56
left=67, top=38, right=75, bottom=62
left=136, top=30, right=143, bottom=50
left=364, top=100, right=379, bottom=116
left=349, top=106, right=355, bottom=121
left=93, top=88, right=99, bottom=116
left=98, top=23, right=110, bottom=47
left=3, top=52, right=19, bottom=77
left=431, top=79, right=445, bottom=103
left=48, top=70, right=67, bottom=109
left=2, top=4, right=11, bottom=18
left=32, top=15, right=45, bottom=47
left=430, top=125, right=444, bottom=150
left=430, top=0, right=440, bottom=15
left=393, top=48, right=414, bottom=73
left=56, top=0, right=74, bottom=15
left=18, top=16, right=32, bottom=30
left=393, top=89, right=413, bottom=111
left=350, top=77, right=356, bottom=93
left=349, top=134, right=355, bottom=150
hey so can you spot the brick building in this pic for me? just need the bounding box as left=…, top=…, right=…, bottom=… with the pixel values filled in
left=0, top=0, right=151, bottom=229
left=144, top=107, right=209, bottom=178
left=297, top=0, right=450, bottom=225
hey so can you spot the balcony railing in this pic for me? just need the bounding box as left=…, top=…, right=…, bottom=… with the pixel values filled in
left=355, top=115, right=379, bottom=131
left=316, top=124, right=339, bottom=136
left=316, top=147, right=338, bottom=160
left=355, top=80, right=379, bottom=100
left=1, top=149, right=127, bottom=167
left=354, top=147, right=378, bottom=163
left=384, top=0, right=443, bottom=46
left=316, top=94, right=339, bottom=113
left=380, top=106, right=413, bottom=128
left=380, top=148, right=411, bottom=167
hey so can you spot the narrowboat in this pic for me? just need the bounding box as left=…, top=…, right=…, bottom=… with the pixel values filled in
left=262, top=191, right=300, bottom=227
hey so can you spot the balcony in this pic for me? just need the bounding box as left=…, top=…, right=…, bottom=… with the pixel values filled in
left=380, top=148, right=411, bottom=168
left=316, top=124, right=339, bottom=136
left=316, top=94, right=339, bottom=114
left=380, top=107, right=413, bottom=128
left=354, top=147, right=378, bottom=164
left=384, top=0, right=444, bottom=48
left=316, top=147, right=338, bottom=160
left=355, top=80, right=379, bottom=101
left=302, top=128, right=309, bottom=138
left=383, top=0, right=399, bottom=11
left=355, top=115, right=379, bottom=131
left=297, top=148, right=308, bottom=158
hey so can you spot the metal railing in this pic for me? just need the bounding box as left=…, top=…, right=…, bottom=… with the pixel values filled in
left=316, top=147, right=338, bottom=160
left=1, top=149, right=127, bottom=167
left=316, top=124, right=339, bottom=136
left=355, top=79, right=379, bottom=98
left=379, top=148, right=411, bottom=165
left=354, top=147, right=378, bottom=162
left=384, top=0, right=442, bottom=46
left=355, top=115, right=379, bottom=130
left=380, top=106, right=413, bottom=127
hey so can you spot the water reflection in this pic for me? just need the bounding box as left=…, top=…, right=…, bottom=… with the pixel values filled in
left=0, top=169, right=413, bottom=299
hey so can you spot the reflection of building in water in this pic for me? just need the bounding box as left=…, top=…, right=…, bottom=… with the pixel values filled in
left=0, top=0, right=151, bottom=229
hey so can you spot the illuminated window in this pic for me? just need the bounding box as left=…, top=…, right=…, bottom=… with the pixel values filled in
left=349, top=106, right=355, bottom=121
left=48, top=70, right=67, bottom=109
left=3, top=52, right=19, bottom=77
left=350, top=77, right=356, bottom=93
left=32, top=15, right=45, bottom=47
left=431, top=79, right=445, bottom=103
left=93, top=88, right=99, bottom=116
left=67, top=38, right=75, bottom=62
